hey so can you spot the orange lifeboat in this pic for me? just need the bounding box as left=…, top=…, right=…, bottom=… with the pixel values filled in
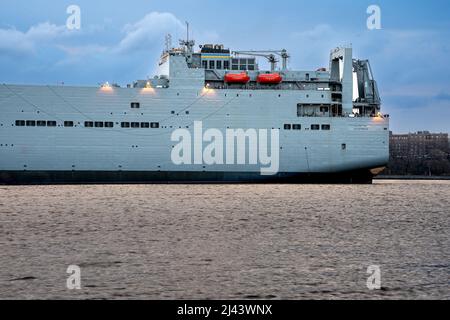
left=224, top=73, right=250, bottom=84
left=257, top=73, right=282, bottom=84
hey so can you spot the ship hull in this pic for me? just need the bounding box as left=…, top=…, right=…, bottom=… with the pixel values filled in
left=0, top=168, right=378, bottom=185
left=0, top=84, right=389, bottom=185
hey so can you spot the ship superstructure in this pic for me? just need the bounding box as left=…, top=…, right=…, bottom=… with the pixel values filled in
left=0, top=31, right=389, bottom=184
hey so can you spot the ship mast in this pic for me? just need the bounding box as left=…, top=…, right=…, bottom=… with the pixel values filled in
left=179, top=21, right=195, bottom=65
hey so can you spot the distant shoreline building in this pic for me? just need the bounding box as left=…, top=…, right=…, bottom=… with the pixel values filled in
left=386, top=131, right=450, bottom=176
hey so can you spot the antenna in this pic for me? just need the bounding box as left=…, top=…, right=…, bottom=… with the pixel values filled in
left=165, top=34, right=172, bottom=52
left=179, top=21, right=195, bottom=65
left=179, top=22, right=195, bottom=53
left=186, top=21, right=189, bottom=42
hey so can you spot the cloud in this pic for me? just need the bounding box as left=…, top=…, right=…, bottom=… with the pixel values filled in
left=289, top=24, right=351, bottom=69
left=116, top=12, right=184, bottom=54
left=0, top=11, right=190, bottom=79
left=57, top=44, right=109, bottom=57
left=383, top=85, right=450, bottom=98
left=26, top=22, right=68, bottom=41
left=0, top=12, right=203, bottom=61
left=435, top=92, right=450, bottom=101
left=291, top=24, right=334, bottom=40
left=52, top=12, right=187, bottom=71
left=0, top=22, right=70, bottom=56
left=0, top=28, right=34, bottom=55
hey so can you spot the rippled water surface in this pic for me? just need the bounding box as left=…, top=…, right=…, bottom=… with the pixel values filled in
left=0, top=180, right=449, bottom=300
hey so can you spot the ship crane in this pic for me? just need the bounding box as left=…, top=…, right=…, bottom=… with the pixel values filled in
left=232, top=49, right=290, bottom=72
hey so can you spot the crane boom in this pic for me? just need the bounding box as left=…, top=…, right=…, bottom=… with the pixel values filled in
left=232, top=49, right=290, bottom=72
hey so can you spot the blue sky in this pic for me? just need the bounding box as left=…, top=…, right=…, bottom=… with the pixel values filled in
left=0, top=0, right=449, bottom=133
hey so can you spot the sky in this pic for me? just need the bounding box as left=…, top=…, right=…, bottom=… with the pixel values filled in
left=0, top=0, right=449, bottom=133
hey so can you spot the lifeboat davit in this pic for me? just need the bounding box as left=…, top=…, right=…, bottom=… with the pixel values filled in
left=224, top=73, right=250, bottom=84
left=257, top=73, right=282, bottom=84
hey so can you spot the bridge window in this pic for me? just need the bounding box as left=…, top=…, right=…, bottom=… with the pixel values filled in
left=37, top=121, right=46, bottom=127
left=209, top=60, right=215, bottom=69
left=224, top=61, right=230, bottom=70
left=15, top=120, right=25, bottom=126
left=202, top=61, right=207, bottom=69
left=26, top=121, right=36, bottom=127
left=216, top=61, right=222, bottom=69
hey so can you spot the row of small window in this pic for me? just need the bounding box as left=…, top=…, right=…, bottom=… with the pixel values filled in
left=15, top=120, right=160, bottom=129
left=16, top=120, right=60, bottom=127
left=120, top=122, right=160, bottom=129
left=284, top=124, right=302, bottom=130
left=232, top=58, right=256, bottom=71
left=232, top=58, right=256, bottom=65
left=84, top=121, right=114, bottom=128
left=202, top=60, right=230, bottom=70
left=284, top=124, right=331, bottom=131
left=85, top=121, right=160, bottom=129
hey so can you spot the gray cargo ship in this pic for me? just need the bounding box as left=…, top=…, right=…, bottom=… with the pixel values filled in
left=0, top=31, right=389, bottom=184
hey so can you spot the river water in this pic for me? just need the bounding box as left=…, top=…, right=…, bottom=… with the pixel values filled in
left=0, top=180, right=448, bottom=300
